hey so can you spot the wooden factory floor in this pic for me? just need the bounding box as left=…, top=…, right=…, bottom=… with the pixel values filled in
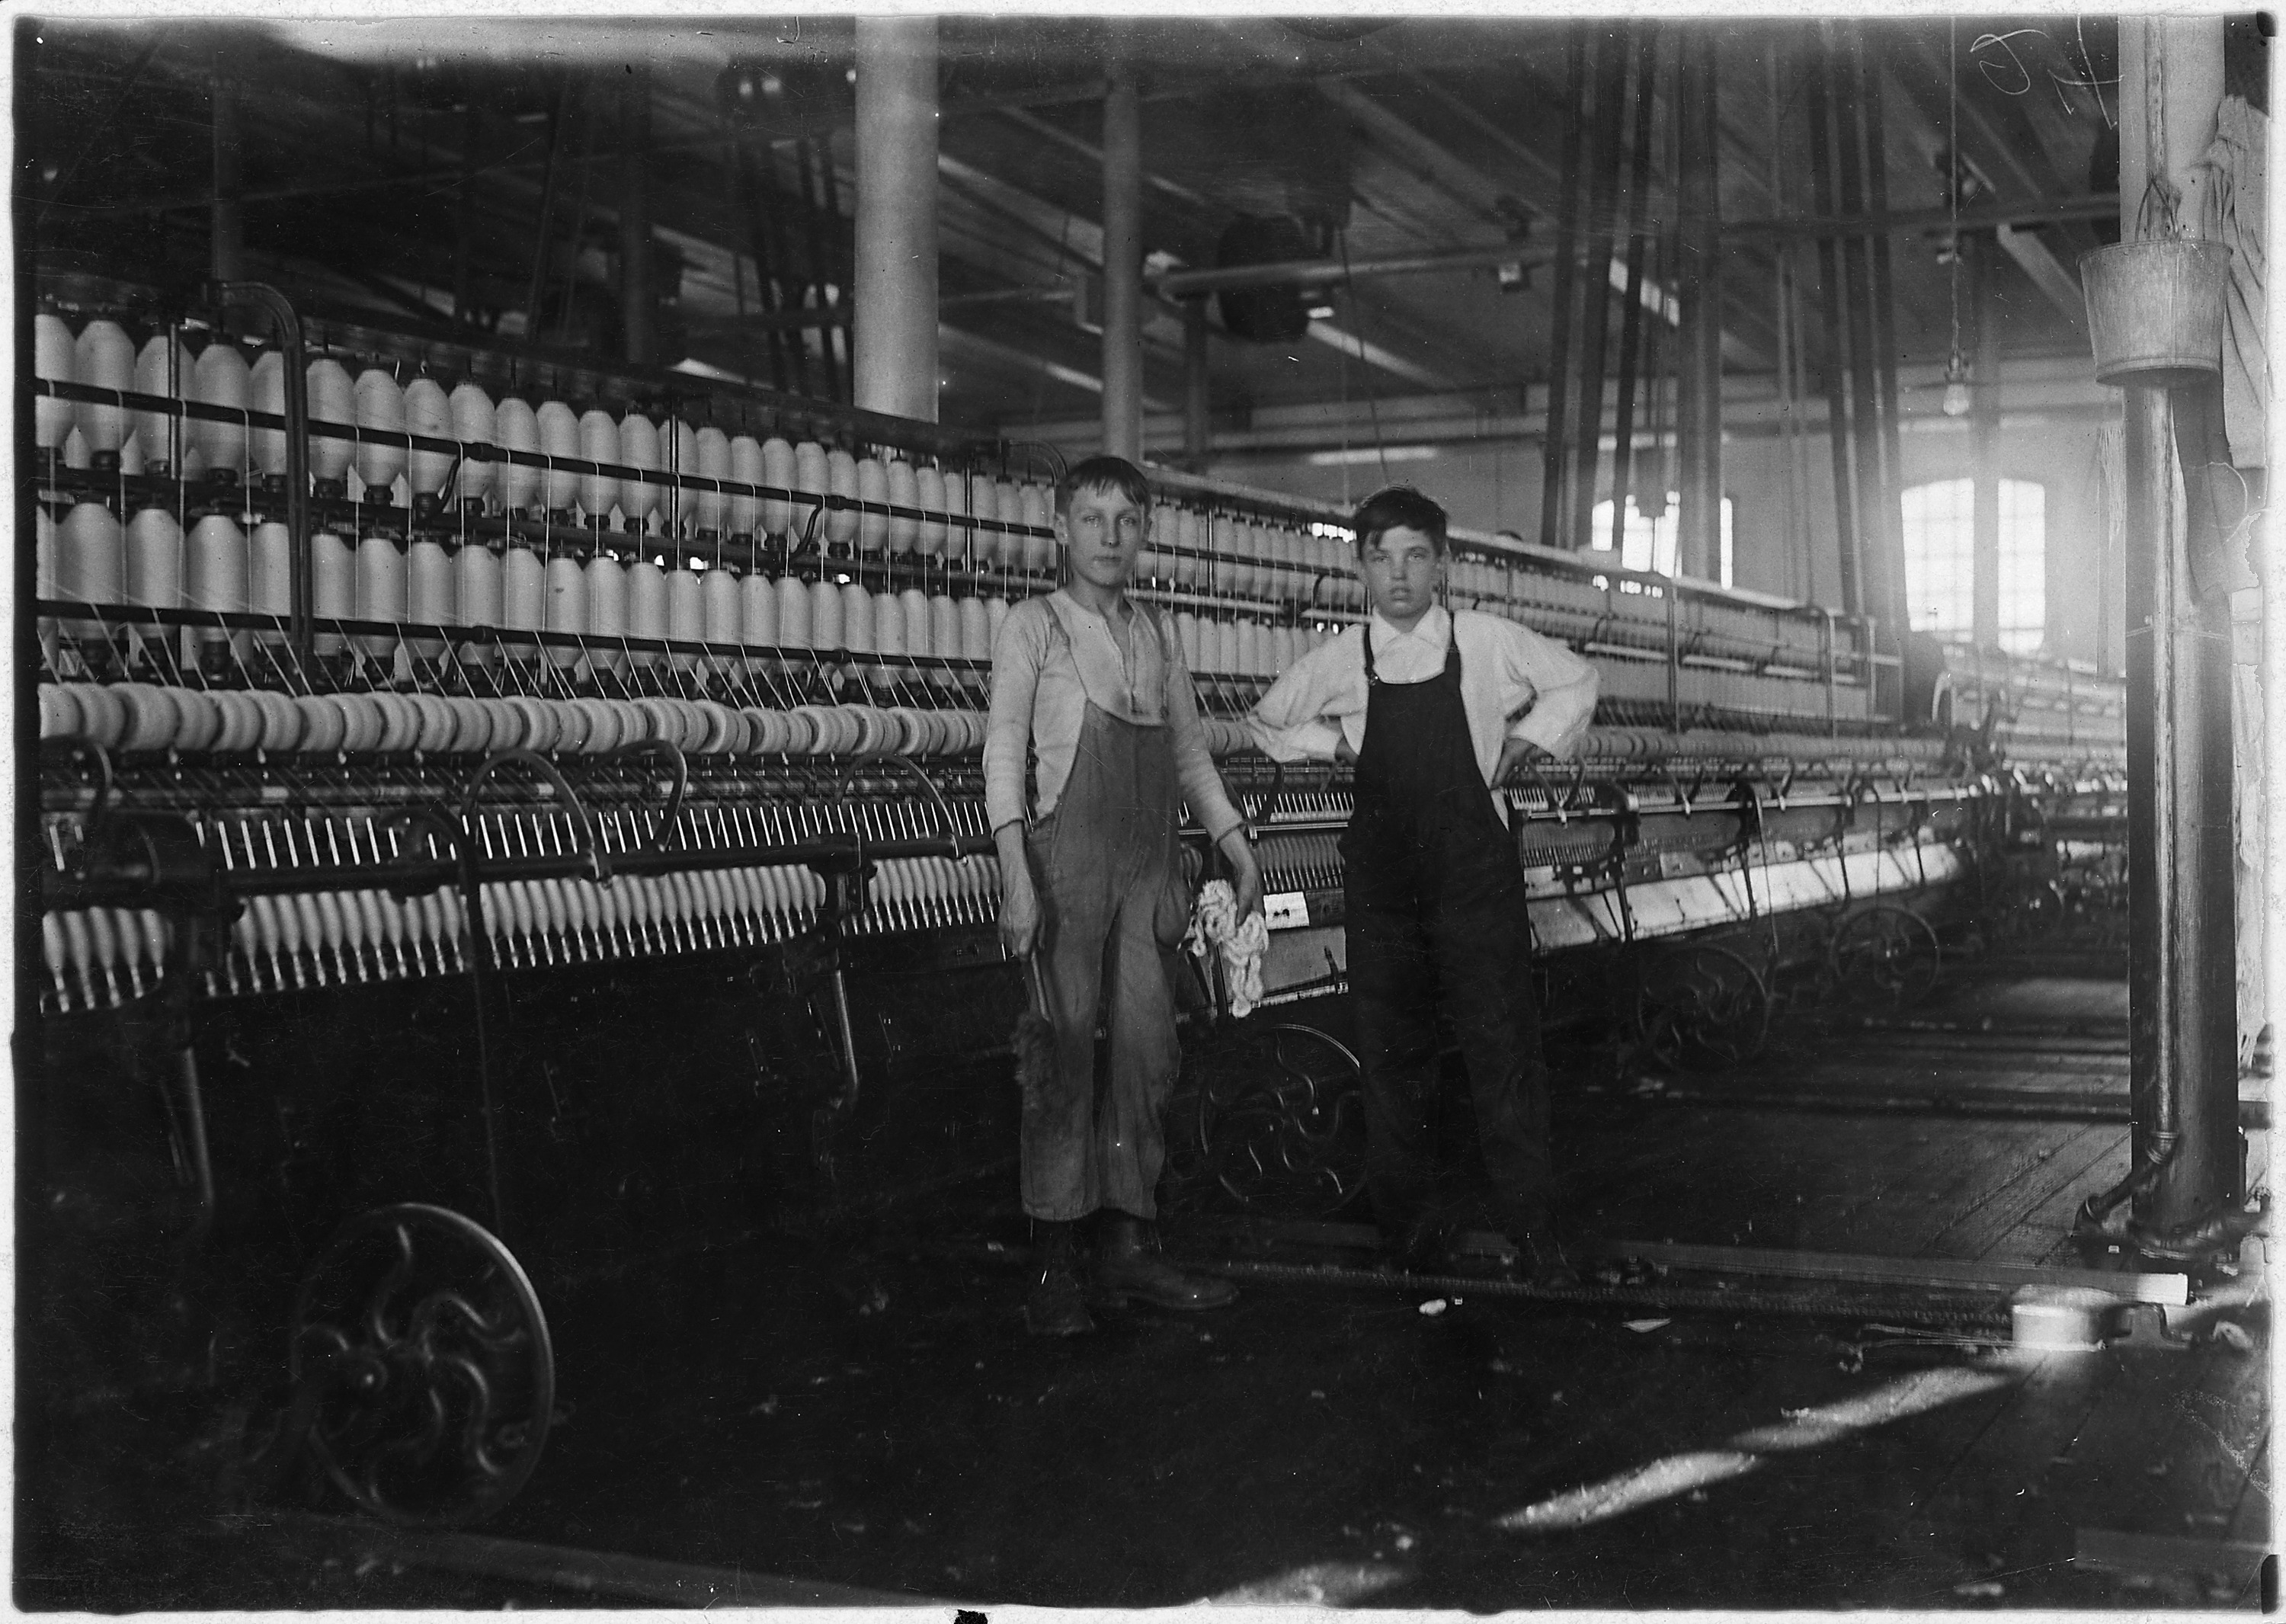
left=20, top=970, right=2272, bottom=1610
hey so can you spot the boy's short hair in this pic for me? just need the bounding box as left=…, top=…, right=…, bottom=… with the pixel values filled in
left=1352, top=485, right=1449, bottom=556
left=1057, top=454, right=1153, bottom=517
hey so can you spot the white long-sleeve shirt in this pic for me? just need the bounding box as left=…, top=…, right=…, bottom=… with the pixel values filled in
left=1246, top=606, right=1599, bottom=820
left=984, top=589, right=1244, bottom=842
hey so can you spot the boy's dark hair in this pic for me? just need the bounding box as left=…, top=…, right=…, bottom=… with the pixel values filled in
left=1057, top=454, right=1153, bottom=516
left=1353, top=485, right=1449, bottom=556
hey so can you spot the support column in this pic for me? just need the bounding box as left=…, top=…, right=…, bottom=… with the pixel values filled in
left=619, top=66, right=654, bottom=367
left=1183, top=298, right=1211, bottom=469
left=2118, top=15, right=2240, bottom=1244
left=210, top=65, right=242, bottom=283
left=1674, top=35, right=1722, bottom=581
left=1100, top=54, right=1144, bottom=461
left=1971, top=236, right=2001, bottom=649
left=853, top=16, right=940, bottom=423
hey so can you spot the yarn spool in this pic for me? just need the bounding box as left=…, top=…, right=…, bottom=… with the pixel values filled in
left=72, top=318, right=134, bottom=456
left=402, top=375, right=456, bottom=498
left=352, top=367, right=408, bottom=496
left=535, top=399, right=581, bottom=512
left=495, top=395, right=543, bottom=511
left=729, top=433, right=766, bottom=538
left=450, top=381, right=498, bottom=505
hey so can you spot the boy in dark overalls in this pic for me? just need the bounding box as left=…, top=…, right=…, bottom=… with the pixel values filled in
left=1248, top=487, right=1598, bottom=1278
left=985, top=456, right=1263, bottom=1335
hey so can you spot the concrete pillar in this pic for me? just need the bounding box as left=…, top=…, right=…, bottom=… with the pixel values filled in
left=620, top=67, right=654, bottom=366
left=1183, top=298, right=1211, bottom=469
left=1970, top=237, right=2000, bottom=649
left=1674, top=40, right=1722, bottom=581
left=853, top=16, right=940, bottom=423
left=210, top=66, right=243, bottom=283
left=2118, top=14, right=2240, bottom=1244
left=1100, top=59, right=1145, bottom=461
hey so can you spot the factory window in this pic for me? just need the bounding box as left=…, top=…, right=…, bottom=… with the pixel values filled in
left=1588, top=493, right=1734, bottom=585
left=1900, top=478, right=2046, bottom=652
left=1995, top=479, right=2046, bottom=652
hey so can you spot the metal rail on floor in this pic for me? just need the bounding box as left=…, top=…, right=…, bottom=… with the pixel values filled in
left=1583, top=1080, right=2269, bottom=1132
left=1176, top=1217, right=2192, bottom=1306
left=216, top=1511, right=949, bottom=1609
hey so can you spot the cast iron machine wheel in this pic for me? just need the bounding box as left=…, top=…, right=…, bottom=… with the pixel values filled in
left=1192, top=1023, right=1369, bottom=1220
left=1827, top=905, right=1943, bottom=1011
left=287, top=1203, right=555, bottom=1526
left=1632, top=943, right=1772, bottom=1071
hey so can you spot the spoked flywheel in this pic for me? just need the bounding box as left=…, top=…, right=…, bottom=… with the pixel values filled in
left=287, top=1203, right=555, bottom=1526
left=1633, top=943, right=1772, bottom=1071
left=1192, top=1023, right=1368, bottom=1219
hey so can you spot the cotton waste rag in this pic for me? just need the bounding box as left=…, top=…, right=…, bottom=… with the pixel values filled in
left=1186, top=879, right=1269, bottom=1018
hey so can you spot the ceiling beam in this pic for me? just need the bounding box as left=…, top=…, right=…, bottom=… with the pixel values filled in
left=1320, top=72, right=1774, bottom=370
left=1880, top=54, right=2089, bottom=329
left=1316, top=77, right=1513, bottom=229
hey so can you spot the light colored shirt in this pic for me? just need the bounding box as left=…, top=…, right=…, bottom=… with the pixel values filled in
left=1246, top=605, right=1599, bottom=820
left=984, top=589, right=1244, bottom=842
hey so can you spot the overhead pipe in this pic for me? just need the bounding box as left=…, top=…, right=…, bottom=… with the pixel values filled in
left=1538, top=26, right=1592, bottom=554
left=520, top=80, right=569, bottom=344
left=1970, top=237, right=2002, bottom=649
left=1830, top=24, right=1891, bottom=642
left=1183, top=297, right=1211, bottom=469
left=1605, top=25, right=1660, bottom=555
left=1149, top=241, right=1554, bottom=298
left=619, top=65, right=655, bottom=367
left=210, top=66, right=244, bottom=283
left=1569, top=30, right=1633, bottom=554
left=1802, top=33, right=1861, bottom=617
left=1673, top=30, right=1721, bottom=581
left=453, top=104, right=478, bottom=322
left=1100, top=48, right=1144, bottom=461
left=1856, top=25, right=1911, bottom=658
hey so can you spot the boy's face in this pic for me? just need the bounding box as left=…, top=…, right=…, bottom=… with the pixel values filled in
left=1056, top=482, right=1146, bottom=592
left=1359, top=524, right=1445, bottom=623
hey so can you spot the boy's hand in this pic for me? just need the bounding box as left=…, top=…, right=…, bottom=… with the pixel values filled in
left=999, top=867, right=1041, bottom=959
left=1221, top=829, right=1265, bottom=922
left=1495, top=736, right=1551, bottom=786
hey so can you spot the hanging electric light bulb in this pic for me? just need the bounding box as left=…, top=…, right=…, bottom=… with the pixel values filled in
left=1942, top=354, right=1972, bottom=418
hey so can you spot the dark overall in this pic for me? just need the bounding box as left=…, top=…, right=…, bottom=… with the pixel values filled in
left=1342, top=624, right=1554, bottom=1241
left=1021, top=604, right=1189, bottom=1223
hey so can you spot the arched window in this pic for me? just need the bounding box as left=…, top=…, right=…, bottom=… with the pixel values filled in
left=1900, top=478, right=2045, bottom=652
left=1589, top=492, right=1734, bottom=585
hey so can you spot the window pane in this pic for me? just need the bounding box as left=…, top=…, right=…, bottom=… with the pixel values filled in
left=1901, top=478, right=1975, bottom=639
left=1997, top=479, right=2045, bottom=652
left=1589, top=494, right=1729, bottom=583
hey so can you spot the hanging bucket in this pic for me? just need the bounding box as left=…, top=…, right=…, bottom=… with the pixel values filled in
left=2079, top=237, right=2233, bottom=388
